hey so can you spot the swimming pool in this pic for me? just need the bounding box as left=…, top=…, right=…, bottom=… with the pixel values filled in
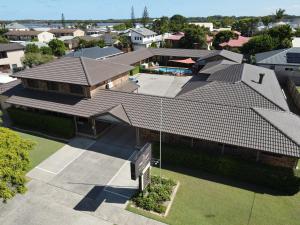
left=155, top=67, right=192, bottom=74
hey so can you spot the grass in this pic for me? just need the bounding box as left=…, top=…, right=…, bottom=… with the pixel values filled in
left=127, top=167, right=300, bottom=225
left=17, top=131, right=65, bottom=171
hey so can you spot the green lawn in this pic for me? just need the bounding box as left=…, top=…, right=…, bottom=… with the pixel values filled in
left=127, top=167, right=300, bottom=225
left=17, top=131, right=65, bottom=171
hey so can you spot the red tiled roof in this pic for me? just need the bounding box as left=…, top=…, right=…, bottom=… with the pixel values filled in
left=165, top=33, right=185, bottom=41
left=220, top=36, right=250, bottom=48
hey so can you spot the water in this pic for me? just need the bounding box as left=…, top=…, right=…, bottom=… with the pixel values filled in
left=155, top=67, right=192, bottom=74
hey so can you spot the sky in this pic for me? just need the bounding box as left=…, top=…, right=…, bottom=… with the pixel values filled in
left=0, top=0, right=300, bottom=20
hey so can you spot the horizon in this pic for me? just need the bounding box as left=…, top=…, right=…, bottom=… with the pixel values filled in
left=1, top=0, right=300, bottom=20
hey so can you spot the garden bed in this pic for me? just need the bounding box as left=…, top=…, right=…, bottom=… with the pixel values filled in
left=128, top=175, right=179, bottom=217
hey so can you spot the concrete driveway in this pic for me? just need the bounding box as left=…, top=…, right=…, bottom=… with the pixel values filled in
left=0, top=126, right=165, bottom=225
left=134, top=73, right=192, bottom=97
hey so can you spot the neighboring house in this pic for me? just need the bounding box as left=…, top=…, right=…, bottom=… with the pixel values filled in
left=164, top=32, right=185, bottom=48
left=189, top=22, right=214, bottom=31
left=1, top=48, right=299, bottom=169
left=255, top=48, right=300, bottom=84
left=219, top=33, right=250, bottom=50
left=66, top=46, right=123, bottom=60
left=5, top=31, right=54, bottom=43
left=292, top=37, right=300, bottom=47
left=5, top=22, right=29, bottom=31
left=49, top=29, right=85, bottom=38
left=0, top=43, right=25, bottom=73
left=129, top=28, right=161, bottom=50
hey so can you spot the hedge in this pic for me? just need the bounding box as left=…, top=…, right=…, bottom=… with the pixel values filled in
left=152, top=143, right=300, bottom=194
left=140, top=68, right=168, bottom=75
left=7, top=108, right=75, bottom=139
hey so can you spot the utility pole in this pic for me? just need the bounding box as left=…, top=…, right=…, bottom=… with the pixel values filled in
left=61, top=13, right=65, bottom=28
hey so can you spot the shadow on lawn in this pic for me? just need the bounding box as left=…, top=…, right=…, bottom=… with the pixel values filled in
left=160, top=165, right=298, bottom=196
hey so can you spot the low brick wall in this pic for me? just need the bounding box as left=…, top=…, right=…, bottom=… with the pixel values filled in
left=287, top=78, right=300, bottom=110
left=140, top=128, right=297, bottom=169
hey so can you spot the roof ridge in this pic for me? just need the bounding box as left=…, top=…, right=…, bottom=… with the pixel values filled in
left=252, top=108, right=300, bottom=147
left=79, top=57, right=92, bottom=86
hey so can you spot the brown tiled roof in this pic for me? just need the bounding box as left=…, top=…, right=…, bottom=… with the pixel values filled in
left=0, top=43, right=25, bottom=52
left=12, top=57, right=134, bottom=86
left=3, top=84, right=300, bottom=157
left=5, top=30, right=42, bottom=36
left=49, top=29, right=80, bottom=34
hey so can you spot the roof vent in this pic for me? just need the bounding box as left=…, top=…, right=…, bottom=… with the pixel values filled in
left=259, top=73, right=265, bottom=84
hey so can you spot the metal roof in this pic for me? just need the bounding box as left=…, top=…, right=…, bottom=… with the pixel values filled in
left=255, top=48, right=300, bottom=66
left=3, top=84, right=300, bottom=157
left=0, top=43, right=25, bottom=52
left=207, top=64, right=290, bottom=111
left=65, top=46, right=123, bottom=59
left=6, top=22, right=28, bottom=30
left=12, top=57, right=134, bottom=86
left=131, top=28, right=157, bottom=36
left=199, top=50, right=244, bottom=63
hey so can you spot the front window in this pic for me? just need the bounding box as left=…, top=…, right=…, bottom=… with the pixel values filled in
left=0, top=51, right=8, bottom=59
left=69, top=84, right=84, bottom=94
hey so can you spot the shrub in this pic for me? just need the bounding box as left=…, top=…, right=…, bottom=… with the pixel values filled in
left=152, top=143, right=300, bottom=194
left=7, top=108, right=75, bottom=139
left=130, top=66, right=140, bottom=75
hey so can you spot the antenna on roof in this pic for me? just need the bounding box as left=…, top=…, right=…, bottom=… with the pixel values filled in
left=259, top=73, right=265, bottom=84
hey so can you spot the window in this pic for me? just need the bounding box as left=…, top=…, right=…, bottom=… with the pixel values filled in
left=69, top=84, right=84, bottom=94
left=0, top=51, right=7, bottom=59
left=47, top=82, right=59, bottom=91
left=285, top=68, right=294, bottom=71
left=27, top=79, right=39, bottom=88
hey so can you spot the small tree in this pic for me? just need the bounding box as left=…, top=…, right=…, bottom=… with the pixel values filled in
left=180, top=25, right=206, bottom=49
left=169, top=14, right=187, bottom=32
left=241, top=34, right=276, bottom=55
left=48, top=39, right=66, bottom=56
left=25, top=44, right=40, bottom=54
left=0, top=36, right=9, bottom=43
left=141, top=6, right=150, bottom=27
left=0, top=127, right=35, bottom=202
left=274, top=8, right=286, bottom=22
left=40, top=46, right=53, bottom=55
left=261, top=16, right=273, bottom=27
left=295, top=28, right=300, bottom=37
left=213, top=30, right=237, bottom=49
left=22, top=53, right=54, bottom=67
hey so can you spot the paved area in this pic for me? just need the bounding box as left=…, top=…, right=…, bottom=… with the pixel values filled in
left=134, top=73, right=192, bottom=97
left=0, top=126, right=166, bottom=225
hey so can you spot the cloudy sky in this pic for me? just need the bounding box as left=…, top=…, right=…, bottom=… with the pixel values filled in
left=0, top=0, right=300, bottom=20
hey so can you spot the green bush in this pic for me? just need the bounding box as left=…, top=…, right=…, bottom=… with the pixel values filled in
left=152, top=143, right=300, bottom=194
left=130, top=66, right=140, bottom=75
left=7, top=108, right=75, bottom=139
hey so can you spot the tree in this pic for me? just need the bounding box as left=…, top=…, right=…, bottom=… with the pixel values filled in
left=25, top=44, right=40, bottom=54
left=0, top=36, right=9, bottom=43
left=267, top=25, right=293, bottom=48
left=150, top=42, right=157, bottom=48
left=274, top=8, right=286, bottom=22
left=232, top=18, right=259, bottom=36
left=113, top=23, right=127, bottom=31
left=77, top=39, right=105, bottom=49
left=40, top=46, right=53, bottom=55
left=22, top=53, right=54, bottom=68
left=48, top=39, right=66, bottom=56
left=152, top=16, right=169, bottom=34
left=212, top=30, right=237, bottom=49
left=61, top=13, right=66, bottom=28
left=241, top=34, right=276, bottom=55
left=0, top=127, right=35, bottom=202
left=117, top=35, right=131, bottom=49
left=295, top=28, right=300, bottom=37
left=261, top=16, right=273, bottom=26
left=180, top=25, right=206, bottom=49
left=131, top=6, right=136, bottom=28
left=170, top=14, right=187, bottom=32
left=141, top=6, right=150, bottom=27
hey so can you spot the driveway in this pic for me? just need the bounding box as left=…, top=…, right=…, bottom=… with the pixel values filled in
left=0, top=126, right=165, bottom=225
left=134, top=73, right=192, bottom=97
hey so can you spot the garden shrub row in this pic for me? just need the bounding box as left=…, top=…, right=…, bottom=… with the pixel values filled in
left=130, top=66, right=140, bottom=75
left=7, top=108, right=75, bottom=139
left=152, top=143, right=300, bottom=194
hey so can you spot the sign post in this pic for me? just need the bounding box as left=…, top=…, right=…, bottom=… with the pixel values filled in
left=130, top=143, right=152, bottom=191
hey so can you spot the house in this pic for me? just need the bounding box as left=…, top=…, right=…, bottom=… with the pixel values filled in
left=189, top=22, right=214, bottom=31
left=66, top=46, right=123, bottom=60
left=219, top=32, right=250, bottom=50
left=164, top=32, right=185, bottom=48
left=0, top=43, right=25, bottom=73
left=255, top=48, right=300, bottom=84
left=1, top=48, right=299, bottom=169
left=49, top=29, right=85, bottom=38
left=5, top=31, right=54, bottom=43
left=5, top=22, right=29, bottom=31
left=129, top=28, right=161, bottom=50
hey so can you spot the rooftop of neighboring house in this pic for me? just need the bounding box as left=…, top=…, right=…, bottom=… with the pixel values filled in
left=65, top=46, right=123, bottom=60
left=165, top=32, right=185, bottom=41
left=5, top=22, right=28, bottom=30
left=11, top=56, right=133, bottom=86
left=49, top=28, right=83, bottom=34
left=131, top=27, right=157, bottom=36
left=5, top=30, right=45, bottom=36
left=0, top=43, right=25, bottom=52
left=219, top=35, right=250, bottom=48
left=255, top=47, right=300, bottom=66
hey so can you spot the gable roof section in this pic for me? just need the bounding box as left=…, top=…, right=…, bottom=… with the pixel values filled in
left=96, top=104, right=131, bottom=125
left=66, top=46, right=123, bottom=59
left=4, top=85, right=300, bottom=157
left=6, top=22, right=28, bottom=30
left=255, top=48, right=300, bottom=66
left=131, top=28, right=157, bottom=36
left=199, top=50, right=243, bottom=63
left=5, top=30, right=43, bottom=36
left=12, top=57, right=134, bottom=86
left=207, top=64, right=289, bottom=111
left=49, top=28, right=80, bottom=34
left=199, top=60, right=238, bottom=74
left=108, top=48, right=154, bottom=65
